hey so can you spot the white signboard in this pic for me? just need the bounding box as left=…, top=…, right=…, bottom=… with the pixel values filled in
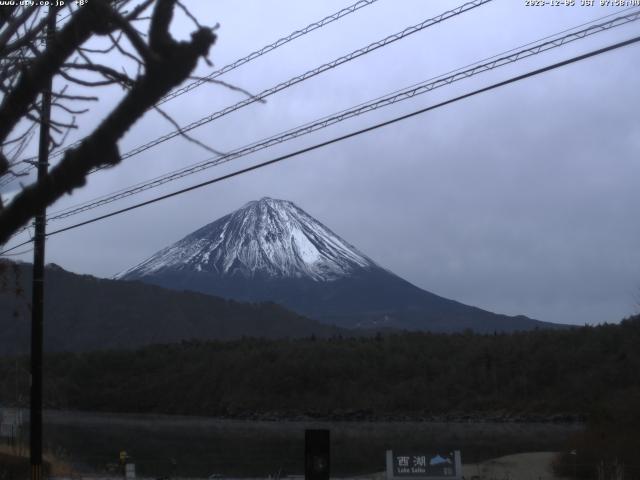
left=0, top=408, right=24, bottom=439
left=0, top=423, right=16, bottom=438
left=125, top=463, right=136, bottom=480
left=386, top=450, right=462, bottom=480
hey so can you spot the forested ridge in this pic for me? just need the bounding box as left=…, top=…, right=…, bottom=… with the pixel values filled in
left=0, top=261, right=346, bottom=354
left=1, top=315, right=638, bottom=421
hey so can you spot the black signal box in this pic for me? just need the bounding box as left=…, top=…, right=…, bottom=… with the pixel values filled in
left=305, top=429, right=330, bottom=480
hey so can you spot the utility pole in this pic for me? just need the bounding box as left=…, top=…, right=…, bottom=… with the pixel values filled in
left=31, top=9, right=55, bottom=480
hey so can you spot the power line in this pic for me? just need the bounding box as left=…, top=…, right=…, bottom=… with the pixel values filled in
left=1, top=0, right=493, bottom=192
left=1, top=0, right=383, bottom=183
left=48, top=6, right=638, bottom=215
left=2, top=32, right=636, bottom=256
left=0, top=247, right=33, bottom=256
left=5, top=7, right=638, bottom=251
left=0, top=239, right=33, bottom=256
left=112, top=0, right=493, bottom=163
left=4, top=0, right=492, bottom=186
left=157, top=0, right=381, bottom=105
left=40, top=9, right=640, bottom=224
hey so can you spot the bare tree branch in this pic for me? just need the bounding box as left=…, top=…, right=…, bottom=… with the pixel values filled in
left=190, top=76, right=267, bottom=104
left=153, top=104, right=225, bottom=157
left=0, top=6, right=37, bottom=54
left=0, top=7, right=56, bottom=56
left=0, top=1, right=115, bottom=152
left=0, top=0, right=216, bottom=244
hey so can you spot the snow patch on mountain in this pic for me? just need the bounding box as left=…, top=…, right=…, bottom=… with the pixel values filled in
left=117, top=197, right=377, bottom=282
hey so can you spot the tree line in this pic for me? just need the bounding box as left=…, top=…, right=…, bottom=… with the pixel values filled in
left=1, top=316, right=638, bottom=422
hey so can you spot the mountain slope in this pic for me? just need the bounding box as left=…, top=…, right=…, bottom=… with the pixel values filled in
left=0, top=261, right=346, bottom=355
left=118, top=197, right=376, bottom=282
left=119, top=198, right=562, bottom=333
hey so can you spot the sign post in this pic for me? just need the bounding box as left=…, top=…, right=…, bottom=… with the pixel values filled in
left=386, top=450, right=462, bottom=480
left=0, top=408, right=24, bottom=448
left=125, top=463, right=136, bottom=480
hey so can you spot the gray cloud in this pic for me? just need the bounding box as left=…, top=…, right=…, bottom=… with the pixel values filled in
left=3, top=0, right=639, bottom=325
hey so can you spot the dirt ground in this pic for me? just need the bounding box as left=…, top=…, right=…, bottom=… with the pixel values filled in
left=462, top=452, right=566, bottom=480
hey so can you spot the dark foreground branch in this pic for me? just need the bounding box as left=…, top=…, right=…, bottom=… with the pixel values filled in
left=0, top=0, right=215, bottom=244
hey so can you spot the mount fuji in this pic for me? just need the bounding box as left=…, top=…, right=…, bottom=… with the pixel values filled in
left=118, top=198, right=559, bottom=333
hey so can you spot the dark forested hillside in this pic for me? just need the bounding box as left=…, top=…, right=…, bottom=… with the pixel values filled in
left=0, top=261, right=346, bottom=354
left=1, top=316, right=638, bottom=420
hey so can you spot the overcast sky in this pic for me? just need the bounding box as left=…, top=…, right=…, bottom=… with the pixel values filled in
left=2, top=0, right=640, bottom=326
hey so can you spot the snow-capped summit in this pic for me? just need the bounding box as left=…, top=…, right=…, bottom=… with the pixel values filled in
left=118, top=197, right=556, bottom=333
left=118, top=197, right=376, bottom=282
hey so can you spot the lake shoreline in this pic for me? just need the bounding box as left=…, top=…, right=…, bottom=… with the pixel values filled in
left=40, top=408, right=587, bottom=426
left=37, top=409, right=584, bottom=476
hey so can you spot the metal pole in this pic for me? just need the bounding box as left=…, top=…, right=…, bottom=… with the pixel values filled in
left=31, top=9, right=55, bottom=480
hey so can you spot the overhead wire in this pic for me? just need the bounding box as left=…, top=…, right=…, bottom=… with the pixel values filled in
left=39, top=9, right=640, bottom=224
left=3, top=0, right=493, bottom=185
left=0, top=247, right=34, bottom=257
left=157, top=0, right=381, bottom=105
left=5, top=6, right=638, bottom=246
left=4, top=5, right=639, bottom=246
left=103, top=0, right=494, bottom=164
left=0, top=0, right=383, bottom=183
left=2, top=32, right=639, bottom=256
left=46, top=6, right=639, bottom=214
left=40, top=36, right=640, bottom=237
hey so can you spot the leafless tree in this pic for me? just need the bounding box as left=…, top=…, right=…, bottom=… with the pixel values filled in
left=0, top=0, right=217, bottom=245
